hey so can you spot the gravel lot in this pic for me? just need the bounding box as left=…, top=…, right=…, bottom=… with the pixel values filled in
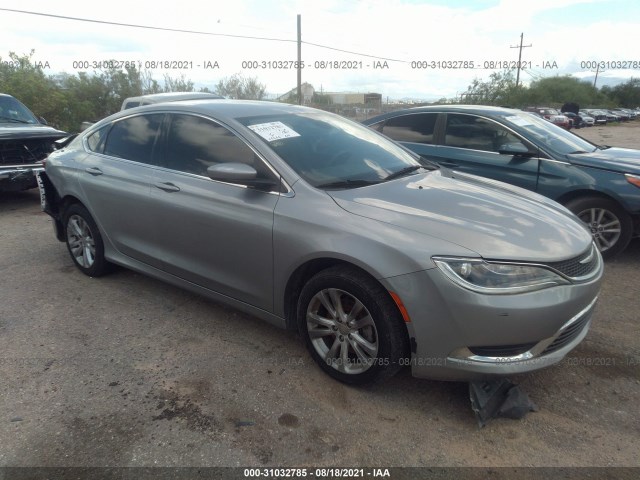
left=0, top=122, right=639, bottom=475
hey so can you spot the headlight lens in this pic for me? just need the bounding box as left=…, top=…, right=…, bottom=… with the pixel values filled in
left=432, top=257, right=569, bottom=294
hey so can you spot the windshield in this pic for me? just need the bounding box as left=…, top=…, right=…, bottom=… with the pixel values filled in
left=502, top=112, right=598, bottom=155
left=0, top=96, right=39, bottom=124
left=239, top=111, right=421, bottom=188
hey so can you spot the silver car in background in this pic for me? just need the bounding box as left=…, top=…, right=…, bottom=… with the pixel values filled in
left=39, top=100, right=603, bottom=384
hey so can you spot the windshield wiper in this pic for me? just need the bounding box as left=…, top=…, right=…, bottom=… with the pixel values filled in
left=0, top=116, right=32, bottom=124
left=317, top=179, right=380, bottom=190
left=383, top=165, right=424, bottom=182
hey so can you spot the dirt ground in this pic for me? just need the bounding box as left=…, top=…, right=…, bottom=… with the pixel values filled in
left=574, top=120, right=640, bottom=149
left=0, top=122, right=639, bottom=477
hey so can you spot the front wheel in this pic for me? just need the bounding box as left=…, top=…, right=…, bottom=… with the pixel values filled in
left=63, top=204, right=111, bottom=276
left=564, top=196, right=633, bottom=259
left=297, top=266, right=409, bottom=384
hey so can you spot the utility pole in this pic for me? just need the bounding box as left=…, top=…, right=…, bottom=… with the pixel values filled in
left=297, top=14, right=302, bottom=105
left=592, top=63, right=602, bottom=88
left=510, top=33, right=532, bottom=88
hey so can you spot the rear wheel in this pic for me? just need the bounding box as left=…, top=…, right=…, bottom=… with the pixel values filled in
left=297, top=266, right=409, bottom=384
left=63, top=204, right=111, bottom=276
left=564, top=196, right=632, bottom=259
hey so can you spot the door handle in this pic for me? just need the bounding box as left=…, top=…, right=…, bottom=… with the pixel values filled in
left=155, top=182, right=181, bottom=192
left=85, top=167, right=103, bottom=176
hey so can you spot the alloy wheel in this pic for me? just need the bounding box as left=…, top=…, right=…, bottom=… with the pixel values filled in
left=576, top=207, right=621, bottom=253
left=306, top=288, right=379, bottom=375
left=66, top=214, right=96, bottom=268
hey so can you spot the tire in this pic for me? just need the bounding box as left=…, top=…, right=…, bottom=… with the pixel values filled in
left=564, top=196, right=633, bottom=259
left=63, top=204, right=111, bottom=276
left=297, top=266, right=409, bottom=384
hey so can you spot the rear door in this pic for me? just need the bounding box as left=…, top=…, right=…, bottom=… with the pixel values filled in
left=78, top=113, right=166, bottom=267
left=150, top=113, right=280, bottom=311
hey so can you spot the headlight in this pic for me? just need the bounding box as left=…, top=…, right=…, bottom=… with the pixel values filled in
left=432, top=257, right=570, bottom=294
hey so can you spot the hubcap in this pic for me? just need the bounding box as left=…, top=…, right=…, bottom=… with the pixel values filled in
left=67, top=215, right=96, bottom=268
left=306, top=288, right=379, bottom=375
left=576, top=208, right=621, bottom=253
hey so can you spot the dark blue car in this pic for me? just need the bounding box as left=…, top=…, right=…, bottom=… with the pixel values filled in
left=363, top=105, right=640, bottom=257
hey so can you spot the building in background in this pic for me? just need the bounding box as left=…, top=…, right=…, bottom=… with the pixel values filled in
left=277, top=84, right=382, bottom=119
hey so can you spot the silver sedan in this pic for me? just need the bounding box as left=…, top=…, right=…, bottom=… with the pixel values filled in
left=40, top=100, right=603, bottom=384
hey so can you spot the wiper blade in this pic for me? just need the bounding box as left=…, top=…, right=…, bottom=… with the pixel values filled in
left=317, top=179, right=380, bottom=190
left=384, top=165, right=424, bottom=181
left=0, top=116, right=32, bottom=124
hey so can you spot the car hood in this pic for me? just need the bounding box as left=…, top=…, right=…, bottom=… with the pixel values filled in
left=566, top=147, right=640, bottom=175
left=0, top=123, right=68, bottom=140
left=328, top=170, right=592, bottom=262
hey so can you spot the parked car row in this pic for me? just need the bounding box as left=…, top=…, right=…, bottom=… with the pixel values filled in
left=581, top=108, right=639, bottom=125
left=523, top=106, right=640, bottom=130
left=525, top=107, right=572, bottom=130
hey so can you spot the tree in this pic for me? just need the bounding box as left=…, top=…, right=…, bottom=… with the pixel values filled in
left=163, top=73, right=194, bottom=92
left=0, top=49, right=209, bottom=132
left=525, top=76, right=608, bottom=107
left=606, top=78, right=640, bottom=107
left=0, top=50, right=63, bottom=124
left=462, top=70, right=519, bottom=105
left=214, top=73, right=266, bottom=99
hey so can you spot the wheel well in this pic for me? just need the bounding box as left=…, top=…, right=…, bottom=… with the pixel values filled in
left=49, top=195, right=83, bottom=242
left=60, top=195, right=83, bottom=213
left=555, top=189, right=620, bottom=208
left=283, top=259, right=397, bottom=332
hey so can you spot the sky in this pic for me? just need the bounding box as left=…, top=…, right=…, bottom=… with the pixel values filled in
left=1, top=0, right=639, bottom=101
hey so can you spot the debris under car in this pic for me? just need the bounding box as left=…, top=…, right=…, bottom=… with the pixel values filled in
left=0, top=93, right=68, bottom=192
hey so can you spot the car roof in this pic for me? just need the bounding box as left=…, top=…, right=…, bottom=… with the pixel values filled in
left=121, top=92, right=224, bottom=109
left=362, top=104, right=529, bottom=124
left=91, top=99, right=323, bottom=130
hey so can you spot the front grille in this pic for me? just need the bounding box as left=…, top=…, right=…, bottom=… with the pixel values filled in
left=0, top=139, right=53, bottom=165
left=542, top=310, right=592, bottom=355
left=545, top=245, right=599, bottom=280
left=469, top=343, right=538, bottom=357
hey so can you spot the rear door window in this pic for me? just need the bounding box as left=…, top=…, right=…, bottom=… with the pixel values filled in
left=103, top=114, right=164, bottom=164
left=381, top=113, right=438, bottom=144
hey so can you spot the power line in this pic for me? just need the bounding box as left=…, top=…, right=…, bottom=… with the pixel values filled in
left=522, top=68, right=543, bottom=81
left=0, top=7, right=407, bottom=63
left=302, top=41, right=407, bottom=63
left=0, top=8, right=296, bottom=43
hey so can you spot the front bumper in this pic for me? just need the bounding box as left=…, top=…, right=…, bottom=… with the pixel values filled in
left=0, top=164, right=42, bottom=191
left=384, top=262, right=603, bottom=381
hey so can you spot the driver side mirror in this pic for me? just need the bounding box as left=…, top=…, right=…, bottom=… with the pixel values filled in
left=38, top=116, right=48, bottom=125
left=498, top=142, right=533, bottom=157
left=206, top=163, right=279, bottom=190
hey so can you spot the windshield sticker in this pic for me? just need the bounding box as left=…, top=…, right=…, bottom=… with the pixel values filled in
left=505, top=115, right=533, bottom=127
left=248, top=121, right=301, bottom=141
